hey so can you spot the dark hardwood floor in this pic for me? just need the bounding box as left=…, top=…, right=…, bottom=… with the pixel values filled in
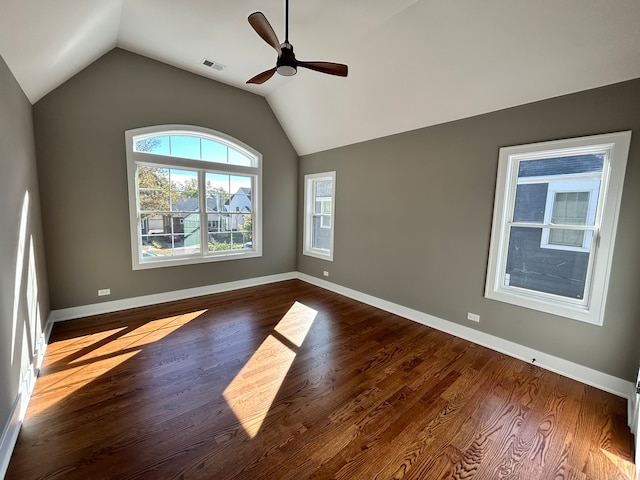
left=6, top=280, right=635, bottom=479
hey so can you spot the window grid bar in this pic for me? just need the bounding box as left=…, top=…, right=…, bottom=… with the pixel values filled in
left=508, top=222, right=598, bottom=231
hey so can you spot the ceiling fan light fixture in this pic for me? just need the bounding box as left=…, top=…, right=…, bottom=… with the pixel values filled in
left=277, top=65, right=297, bottom=76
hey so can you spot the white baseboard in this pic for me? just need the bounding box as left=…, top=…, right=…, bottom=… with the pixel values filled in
left=0, top=314, right=53, bottom=479
left=0, top=394, right=22, bottom=479
left=297, top=273, right=634, bottom=401
left=49, top=272, right=298, bottom=323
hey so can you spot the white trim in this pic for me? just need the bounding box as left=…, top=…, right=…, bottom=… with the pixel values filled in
left=297, top=273, right=633, bottom=400
left=303, top=171, right=336, bottom=261
left=539, top=179, right=600, bottom=253
left=485, top=131, right=632, bottom=325
left=49, top=272, right=297, bottom=322
left=0, top=395, right=22, bottom=479
left=125, top=125, right=263, bottom=271
left=0, top=314, right=53, bottom=479
left=630, top=367, right=640, bottom=468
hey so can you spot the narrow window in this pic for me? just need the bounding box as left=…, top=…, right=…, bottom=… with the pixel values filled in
left=303, top=172, right=336, bottom=260
left=485, top=131, right=631, bottom=324
left=125, top=125, right=262, bottom=269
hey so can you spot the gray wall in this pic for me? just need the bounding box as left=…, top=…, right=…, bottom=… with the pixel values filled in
left=299, top=78, right=640, bottom=381
left=33, top=49, right=298, bottom=310
left=0, top=54, right=49, bottom=446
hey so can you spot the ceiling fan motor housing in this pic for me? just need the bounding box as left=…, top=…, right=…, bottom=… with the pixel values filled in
left=277, top=42, right=297, bottom=76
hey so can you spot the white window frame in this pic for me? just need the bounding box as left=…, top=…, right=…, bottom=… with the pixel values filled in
left=125, top=125, right=262, bottom=270
left=318, top=198, right=332, bottom=229
left=303, top=171, right=336, bottom=261
left=537, top=177, right=600, bottom=253
left=485, top=131, right=631, bottom=325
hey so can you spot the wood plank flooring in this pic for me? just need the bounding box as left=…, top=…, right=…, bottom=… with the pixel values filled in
left=6, top=280, right=635, bottom=479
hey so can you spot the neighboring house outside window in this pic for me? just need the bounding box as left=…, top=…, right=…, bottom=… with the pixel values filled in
left=485, top=131, right=631, bottom=325
left=303, top=172, right=336, bottom=260
left=125, top=125, right=262, bottom=270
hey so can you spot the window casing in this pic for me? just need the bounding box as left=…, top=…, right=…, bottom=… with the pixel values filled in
left=303, top=172, right=336, bottom=260
left=125, top=125, right=262, bottom=270
left=485, top=131, right=631, bottom=325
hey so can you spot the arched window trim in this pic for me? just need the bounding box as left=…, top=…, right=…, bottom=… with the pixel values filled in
left=130, top=124, right=260, bottom=168
left=125, top=125, right=262, bottom=270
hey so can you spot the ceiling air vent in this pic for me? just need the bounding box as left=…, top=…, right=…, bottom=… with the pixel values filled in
left=201, top=58, right=225, bottom=71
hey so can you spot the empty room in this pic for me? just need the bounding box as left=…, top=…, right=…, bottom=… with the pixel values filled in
left=1, top=1, right=639, bottom=479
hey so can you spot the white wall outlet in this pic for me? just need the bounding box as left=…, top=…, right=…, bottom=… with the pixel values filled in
left=98, top=288, right=111, bottom=296
left=323, top=271, right=329, bottom=277
left=467, top=312, right=480, bottom=322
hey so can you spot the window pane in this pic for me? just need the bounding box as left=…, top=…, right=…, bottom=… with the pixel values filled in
left=206, top=213, right=225, bottom=232
left=551, top=192, right=589, bottom=225
left=170, top=168, right=198, bottom=195
left=228, top=213, right=251, bottom=242
left=240, top=214, right=252, bottom=246
left=206, top=172, right=231, bottom=213
left=135, top=136, right=170, bottom=155
left=138, top=166, right=169, bottom=212
left=139, top=189, right=169, bottom=212
left=171, top=195, right=198, bottom=212
left=205, top=194, right=227, bottom=214
left=312, top=216, right=331, bottom=250
left=209, top=231, right=245, bottom=251
left=182, top=214, right=201, bottom=251
left=141, top=214, right=167, bottom=235
left=549, top=228, right=585, bottom=247
left=166, top=169, right=196, bottom=212
left=228, top=148, right=253, bottom=167
left=230, top=175, right=252, bottom=198
left=202, top=139, right=228, bottom=163
left=169, top=135, right=201, bottom=160
left=518, top=154, right=604, bottom=178
left=506, top=226, right=590, bottom=299
left=143, top=216, right=201, bottom=257
left=314, top=180, right=333, bottom=214
left=513, top=183, right=546, bottom=223
left=138, top=165, right=169, bottom=189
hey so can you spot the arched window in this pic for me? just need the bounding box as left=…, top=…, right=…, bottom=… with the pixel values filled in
left=125, top=125, right=262, bottom=269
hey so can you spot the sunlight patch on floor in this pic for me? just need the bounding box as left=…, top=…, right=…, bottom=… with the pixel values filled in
left=223, top=301, right=317, bottom=438
left=600, top=448, right=636, bottom=479
left=67, top=309, right=208, bottom=364
left=26, top=349, right=141, bottom=420
left=26, top=309, right=207, bottom=421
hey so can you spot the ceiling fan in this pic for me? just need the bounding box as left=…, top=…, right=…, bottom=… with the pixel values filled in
left=246, top=0, right=348, bottom=84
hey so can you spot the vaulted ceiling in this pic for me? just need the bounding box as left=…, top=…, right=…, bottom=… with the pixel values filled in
left=1, top=1, right=639, bottom=155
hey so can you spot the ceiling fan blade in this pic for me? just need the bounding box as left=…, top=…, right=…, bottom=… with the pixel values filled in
left=297, top=61, right=348, bottom=77
left=247, top=67, right=277, bottom=85
left=248, top=12, right=281, bottom=53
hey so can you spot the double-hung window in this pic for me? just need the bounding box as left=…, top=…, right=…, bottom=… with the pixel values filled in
left=125, top=125, right=262, bottom=270
left=485, top=131, right=631, bottom=325
left=303, top=172, right=336, bottom=260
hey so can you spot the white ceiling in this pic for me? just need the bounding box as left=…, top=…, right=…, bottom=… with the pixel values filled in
left=1, top=1, right=639, bottom=155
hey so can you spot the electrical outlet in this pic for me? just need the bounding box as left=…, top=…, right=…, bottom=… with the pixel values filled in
left=467, top=312, right=480, bottom=322
left=98, top=288, right=111, bottom=296
left=323, top=271, right=329, bottom=277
